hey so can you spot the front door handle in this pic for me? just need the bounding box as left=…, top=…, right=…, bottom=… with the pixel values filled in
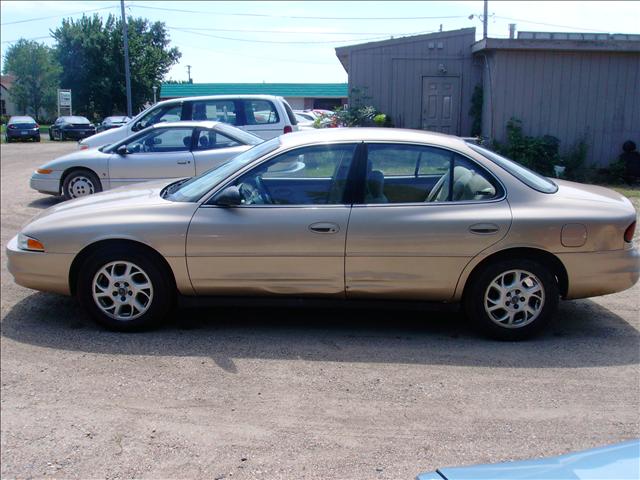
left=469, top=223, right=499, bottom=234
left=309, top=222, right=340, bottom=234
left=177, top=160, right=188, bottom=165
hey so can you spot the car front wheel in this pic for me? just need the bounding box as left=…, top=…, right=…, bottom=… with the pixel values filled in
left=464, top=259, right=559, bottom=340
left=62, top=170, right=102, bottom=200
left=77, top=247, right=173, bottom=331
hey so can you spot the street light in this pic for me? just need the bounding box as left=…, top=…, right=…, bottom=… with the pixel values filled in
left=152, top=86, right=157, bottom=104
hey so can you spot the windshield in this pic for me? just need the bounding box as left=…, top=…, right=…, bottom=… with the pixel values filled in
left=468, top=143, right=558, bottom=194
left=216, top=123, right=262, bottom=146
left=166, top=137, right=281, bottom=202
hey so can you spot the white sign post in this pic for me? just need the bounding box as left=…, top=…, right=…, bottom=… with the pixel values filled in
left=57, top=89, right=72, bottom=117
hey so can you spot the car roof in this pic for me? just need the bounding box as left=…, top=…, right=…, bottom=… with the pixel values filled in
left=149, top=120, right=224, bottom=129
left=277, top=127, right=469, bottom=150
left=156, top=94, right=284, bottom=105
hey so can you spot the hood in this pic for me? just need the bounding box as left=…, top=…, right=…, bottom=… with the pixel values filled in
left=25, top=179, right=178, bottom=232
left=554, top=179, right=633, bottom=208
left=40, top=147, right=109, bottom=170
left=79, top=124, right=128, bottom=148
left=419, top=439, right=640, bottom=480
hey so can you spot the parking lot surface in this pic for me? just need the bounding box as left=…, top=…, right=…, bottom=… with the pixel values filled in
left=1, top=141, right=639, bottom=479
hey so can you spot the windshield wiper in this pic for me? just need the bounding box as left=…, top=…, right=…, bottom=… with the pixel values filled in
left=161, top=178, right=190, bottom=199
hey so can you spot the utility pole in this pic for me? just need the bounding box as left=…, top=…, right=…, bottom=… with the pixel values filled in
left=483, top=0, right=488, bottom=39
left=120, top=0, right=132, bottom=117
left=152, top=86, right=157, bottom=104
left=186, top=65, right=192, bottom=83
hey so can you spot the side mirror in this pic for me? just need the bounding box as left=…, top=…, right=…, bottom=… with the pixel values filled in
left=214, top=186, right=242, bottom=206
left=131, top=122, right=141, bottom=132
left=116, top=145, right=128, bottom=155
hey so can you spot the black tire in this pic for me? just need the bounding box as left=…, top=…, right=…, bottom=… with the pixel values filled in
left=464, top=259, right=559, bottom=340
left=77, top=246, right=174, bottom=331
left=5, top=136, right=11, bottom=143
left=35, top=135, right=41, bottom=142
left=62, top=169, right=102, bottom=200
left=49, top=129, right=54, bottom=141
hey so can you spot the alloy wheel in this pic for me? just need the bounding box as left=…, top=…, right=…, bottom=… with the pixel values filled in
left=483, top=269, right=545, bottom=329
left=91, top=261, right=154, bottom=321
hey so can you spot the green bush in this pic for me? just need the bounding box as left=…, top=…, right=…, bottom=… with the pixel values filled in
left=469, top=84, right=483, bottom=137
left=493, top=118, right=592, bottom=181
left=332, top=87, right=391, bottom=128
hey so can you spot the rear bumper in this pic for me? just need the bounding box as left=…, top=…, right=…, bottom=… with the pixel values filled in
left=557, top=246, right=640, bottom=299
left=6, top=235, right=73, bottom=295
left=7, top=130, right=39, bottom=139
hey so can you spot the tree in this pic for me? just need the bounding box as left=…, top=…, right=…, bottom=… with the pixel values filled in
left=52, top=14, right=181, bottom=119
left=2, top=39, right=60, bottom=121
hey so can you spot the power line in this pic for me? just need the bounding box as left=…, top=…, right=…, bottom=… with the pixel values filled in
left=169, top=27, right=438, bottom=45
left=1, top=35, right=52, bottom=44
left=168, top=26, right=427, bottom=36
left=0, top=6, right=118, bottom=26
left=170, top=27, right=390, bottom=45
left=131, top=4, right=466, bottom=21
left=493, top=15, right=604, bottom=33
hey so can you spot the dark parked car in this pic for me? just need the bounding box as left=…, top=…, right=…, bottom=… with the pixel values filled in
left=49, top=116, right=96, bottom=141
left=5, top=116, right=40, bottom=143
left=97, top=116, right=131, bottom=133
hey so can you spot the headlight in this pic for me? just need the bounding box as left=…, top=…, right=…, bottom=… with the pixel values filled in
left=17, top=233, right=45, bottom=252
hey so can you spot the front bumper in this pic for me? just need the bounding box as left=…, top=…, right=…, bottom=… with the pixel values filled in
left=30, top=171, right=62, bottom=195
left=6, top=235, right=74, bottom=295
left=558, top=245, right=640, bottom=299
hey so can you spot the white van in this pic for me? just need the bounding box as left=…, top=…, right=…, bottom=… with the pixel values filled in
left=79, top=95, right=298, bottom=149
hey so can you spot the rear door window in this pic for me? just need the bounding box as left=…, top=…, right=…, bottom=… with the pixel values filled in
left=244, top=100, right=280, bottom=125
left=191, top=100, right=239, bottom=125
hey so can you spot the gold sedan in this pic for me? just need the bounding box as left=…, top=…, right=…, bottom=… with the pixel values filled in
left=7, top=129, right=639, bottom=339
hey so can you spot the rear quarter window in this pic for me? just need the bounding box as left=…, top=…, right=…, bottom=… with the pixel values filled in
left=468, top=144, right=558, bottom=194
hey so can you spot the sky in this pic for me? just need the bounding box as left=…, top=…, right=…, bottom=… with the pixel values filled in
left=1, top=1, right=639, bottom=84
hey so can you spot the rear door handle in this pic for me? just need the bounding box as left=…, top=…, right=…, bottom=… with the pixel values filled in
left=177, top=160, right=188, bottom=164
left=469, top=223, right=499, bottom=234
left=309, top=222, right=340, bottom=234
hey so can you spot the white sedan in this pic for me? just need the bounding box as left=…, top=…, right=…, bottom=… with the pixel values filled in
left=31, top=121, right=262, bottom=200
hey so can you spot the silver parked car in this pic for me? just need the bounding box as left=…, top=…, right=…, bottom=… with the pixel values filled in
left=31, top=121, right=262, bottom=200
left=416, top=439, right=640, bottom=480
left=78, top=95, right=298, bottom=150
left=8, top=128, right=639, bottom=338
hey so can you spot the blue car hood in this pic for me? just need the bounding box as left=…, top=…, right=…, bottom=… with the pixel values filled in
left=418, top=439, right=639, bottom=480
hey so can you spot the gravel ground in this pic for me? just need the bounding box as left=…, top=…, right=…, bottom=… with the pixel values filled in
left=1, top=142, right=639, bottom=479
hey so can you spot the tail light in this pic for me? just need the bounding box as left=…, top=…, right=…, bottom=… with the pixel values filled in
left=624, top=221, right=636, bottom=243
left=8, top=124, right=16, bottom=129
left=35, top=124, right=39, bottom=129
left=283, top=125, right=292, bottom=134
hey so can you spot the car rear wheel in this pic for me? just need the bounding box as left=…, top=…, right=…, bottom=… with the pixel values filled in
left=464, top=259, right=559, bottom=340
left=62, top=170, right=102, bottom=200
left=77, top=247, right=173, bottom=331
